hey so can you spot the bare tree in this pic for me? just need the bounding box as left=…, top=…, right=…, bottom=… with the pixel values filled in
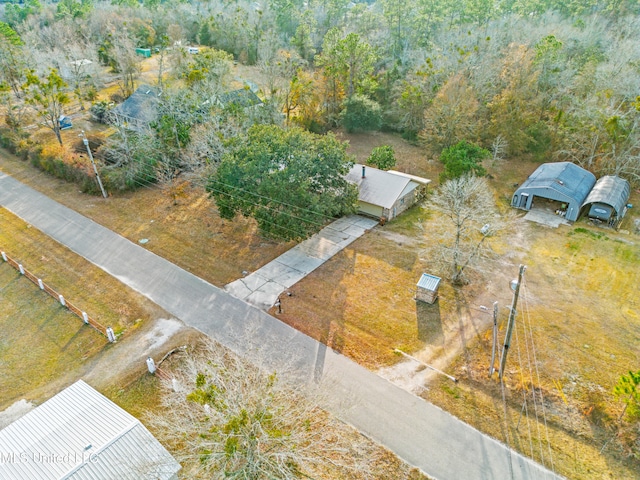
left=110, top=28, right=142, bottom=98
left=491, top=135, right=508, bottom=164
left=423, top=175, right=507, bottom=285
left=421, top=74, right=480, bottom=152
left=146, top=340, right=374, bottom=480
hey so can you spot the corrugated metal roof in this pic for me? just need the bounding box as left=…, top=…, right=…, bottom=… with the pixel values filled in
left=346, top=164, right=426, bottom=209
left=582, top=175, right=630, bottom=216
left=517, top=162, right=596, bottom=204
left=417, top=273, right=441, bottom=291
left=0, top=380, right=180, bottom=480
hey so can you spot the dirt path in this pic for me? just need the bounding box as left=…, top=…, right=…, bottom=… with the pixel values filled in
left=378, top=221, right=534, bottom=392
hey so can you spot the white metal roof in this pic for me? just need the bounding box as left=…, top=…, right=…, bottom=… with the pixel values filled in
left=387, top=170, right=432, bottom=186
left=345, top=164, right=429, bottom=209
left=417, top=273, right=441, bottom=291
left=0, top=380, right=180, bottom=480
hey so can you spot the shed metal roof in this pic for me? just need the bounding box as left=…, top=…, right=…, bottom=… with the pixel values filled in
left=582, top=175, right=630, bottom=216
left=0, top=380, right=180, bottom=480
left=346, top=164, right=429, bottom=209
left=517, top=162, right=596, bottom=205
left=417, top=273, right=441, bottom=291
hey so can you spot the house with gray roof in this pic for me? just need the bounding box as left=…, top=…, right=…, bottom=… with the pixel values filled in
left=511, top=162, right=596, bottom=221
left=0, top=380, right=180, bottom=480
left=110, top=84, right=161, bottom=131
left=216, top=88, right=263, bottom=109
left=346, top=164, right=430, bottom=222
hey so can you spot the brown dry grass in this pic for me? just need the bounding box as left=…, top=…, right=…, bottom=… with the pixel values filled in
left=0, top=150, right=293, bottom=286
left=0, top=208, right=165, bottom=335
left=423, top=222, right=640, bottom=479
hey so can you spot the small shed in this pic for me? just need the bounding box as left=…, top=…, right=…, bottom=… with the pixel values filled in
left=581, top=175, right=630, bottom=224
left=511, top=162, right=596, bottom=222
left=59, top=115, right=72, bottom=130
left=135, top=48, right=151, bottom=58
left=416, top=273, right=441, bottom=304
left=0, top=380, right=181, bottom=480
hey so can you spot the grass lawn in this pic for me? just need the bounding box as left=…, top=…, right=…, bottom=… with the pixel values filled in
left=0, top=207, right=180, bottom=409
left=422, top=223, right=640, bottom=480
left=0, top=264, right=108, bottom=408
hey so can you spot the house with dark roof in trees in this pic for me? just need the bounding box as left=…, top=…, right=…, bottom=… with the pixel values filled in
left=110, top=84, right=161, bottom=132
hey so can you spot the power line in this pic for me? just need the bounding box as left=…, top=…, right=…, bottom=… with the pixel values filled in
left=521, top=278, right=556, bottom=473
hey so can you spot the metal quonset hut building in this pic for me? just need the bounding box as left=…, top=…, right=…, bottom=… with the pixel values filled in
left=581, top=175, right=631, bottom=223
left=511, top=162, right=596, bottom=222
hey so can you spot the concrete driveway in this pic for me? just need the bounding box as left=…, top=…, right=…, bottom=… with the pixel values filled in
left=225, top=215, right=378, bottom=309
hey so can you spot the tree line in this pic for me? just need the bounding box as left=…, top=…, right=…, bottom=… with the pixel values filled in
left=0, top=0, right=639, bottom=239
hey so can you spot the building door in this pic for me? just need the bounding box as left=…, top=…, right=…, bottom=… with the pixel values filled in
left=520, top=193, right=529, bottom=208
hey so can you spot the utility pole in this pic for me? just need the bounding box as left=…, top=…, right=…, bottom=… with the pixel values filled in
left=498, top=264, right=526, bottom=379
left=488, top=301, right=499, bottom=377
left=80, top=130, right=107, bottom=199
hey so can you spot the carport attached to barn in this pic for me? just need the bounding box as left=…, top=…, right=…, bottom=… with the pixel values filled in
left=511, top=162, right=596, bottom=221
left=581, top=175, right=630, bottom=223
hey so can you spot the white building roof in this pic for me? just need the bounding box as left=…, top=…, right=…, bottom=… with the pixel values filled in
left=0, top=380, right=180, bottom=480
left=417, top=273, right=441, bottom=292
left=345, top=164, right=430, bottom=209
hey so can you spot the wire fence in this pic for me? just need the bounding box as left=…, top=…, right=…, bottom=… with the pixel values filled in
left=1, top=250, right=115, bottom=342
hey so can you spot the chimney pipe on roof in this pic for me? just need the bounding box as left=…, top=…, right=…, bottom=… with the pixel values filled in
left=362, top=165, right=366, bottom=178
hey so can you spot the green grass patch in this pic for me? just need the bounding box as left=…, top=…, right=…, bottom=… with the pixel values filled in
left=104, top=373, right=161, bottom=419
left=0, top=265, right=108, bottom=407
left=571, top=227, right=608, bottom=240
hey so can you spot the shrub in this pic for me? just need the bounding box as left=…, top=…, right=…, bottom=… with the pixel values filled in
left=89, top=101, right=112, bottom=123
left=367, top=145, right=396, bottom=170
left=439, top=141, right=489, bottom=182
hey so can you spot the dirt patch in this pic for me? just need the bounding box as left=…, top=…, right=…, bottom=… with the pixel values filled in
left=0, top=400, right=35, bottom=429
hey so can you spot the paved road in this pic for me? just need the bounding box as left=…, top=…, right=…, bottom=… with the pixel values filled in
left=225, top=215, right=378, bottom=309
left=0, top=172, right=562, bottom=480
